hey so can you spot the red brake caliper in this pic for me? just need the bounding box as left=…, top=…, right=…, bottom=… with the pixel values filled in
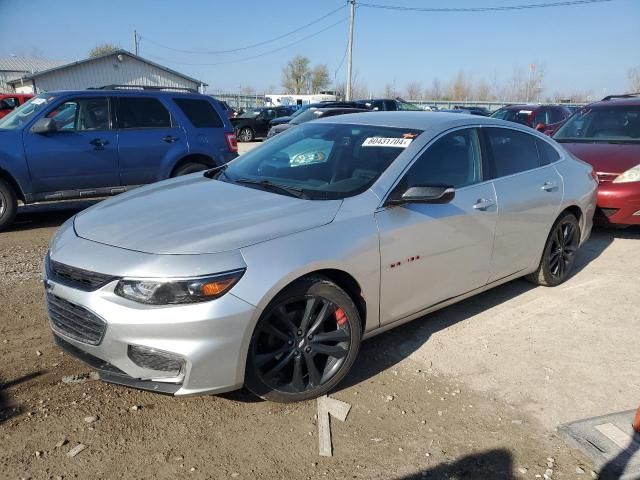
left=335, top=307, right=347, bottom=327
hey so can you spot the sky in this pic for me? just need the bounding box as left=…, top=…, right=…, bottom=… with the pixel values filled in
left=1, top=0, right=639, bottom=99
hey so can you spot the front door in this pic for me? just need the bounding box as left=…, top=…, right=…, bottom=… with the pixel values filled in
left=376, top=128, right=498, bottom=324
left=482, top=127, right=564, bottom=282
left=23, top=97, right=119, bottom=193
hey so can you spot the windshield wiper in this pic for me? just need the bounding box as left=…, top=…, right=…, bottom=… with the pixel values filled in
left=233, top=178, right=307, bottom=199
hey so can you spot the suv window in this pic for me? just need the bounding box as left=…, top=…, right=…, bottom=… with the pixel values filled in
left=549, top=108, right=567, bottom=123
left=116, top=97, right=171, bottom=129
left=485, top=128, right=541, bottom=177
left=173, top=98, right=223, bottom=128
left=46, top=98, right=109, bottom=131
left=536, top=139, right=560, bottom=165
left=533, top=109, right=549, bottom=125
left=404, top=128, right=483, bottom=188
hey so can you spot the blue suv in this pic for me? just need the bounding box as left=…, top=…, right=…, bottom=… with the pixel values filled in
left=0, top=86, right=238, bottom=230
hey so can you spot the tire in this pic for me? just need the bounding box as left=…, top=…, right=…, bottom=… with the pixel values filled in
left=0, top=178, right=18, bottom=231
left=172, top=162, right=209, bottom=177
left=237, top=127, right=254, bottom=142
left=526, top=212, right=580, bottom=287
left=245, top=276, right=362, bottom=403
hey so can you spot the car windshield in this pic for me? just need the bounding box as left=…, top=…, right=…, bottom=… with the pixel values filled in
left=490, top=107, right=532, bottom=125
left=396, top=100, right=422, bottom=111
left=554, top=106, right=640, bottom=143
left=220, top=122, right=422, bottom=200
left=0, top=94, right=57, bottom=130
left=290, top=108, right=320, bottom=125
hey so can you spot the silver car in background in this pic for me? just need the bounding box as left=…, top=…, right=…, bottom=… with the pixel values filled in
left=44, top=112, right=597, bottom=402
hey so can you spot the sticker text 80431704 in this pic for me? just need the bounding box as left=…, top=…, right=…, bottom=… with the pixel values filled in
left=362, top=137, right=413, bottom=148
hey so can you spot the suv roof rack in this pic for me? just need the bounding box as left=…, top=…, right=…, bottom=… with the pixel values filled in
left=88, top=85, right=198, bottom=93
left=601, top=92, right=640, bottom=101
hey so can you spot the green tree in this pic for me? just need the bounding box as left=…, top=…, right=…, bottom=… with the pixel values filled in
left=89, top=43, right=120, bottom=58
left=311, top=64, right=330, bottom=93
left=282, top=56, right=311, bottom=94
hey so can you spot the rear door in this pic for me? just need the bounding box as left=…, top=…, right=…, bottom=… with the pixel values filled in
left=115, top=96, right=184, bottom=185
left=376, top=127, right=498, bottom=324
left=23, top=96, right=119, bottom=194
left=483, top=127, right=563, bottom=282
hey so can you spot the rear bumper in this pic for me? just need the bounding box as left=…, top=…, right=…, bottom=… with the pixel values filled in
left=595, top=181, right=640, bottom=225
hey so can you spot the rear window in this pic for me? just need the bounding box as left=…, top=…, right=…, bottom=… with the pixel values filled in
left=536, top=139, right=560, bottom=165
left=174, top=98, right=223, bottom=128
left=491, top=107, right=533, bottom=126
left=554, top=106, right=640, bottom=143
left=116, top=97, right=171, bottom=129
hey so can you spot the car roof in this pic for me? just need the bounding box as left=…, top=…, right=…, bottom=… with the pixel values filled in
left=586, top=97, right=640, bottom=108
left=38, top=89, right=207, bottom=99
left=315, top=111, right=516, bottom=134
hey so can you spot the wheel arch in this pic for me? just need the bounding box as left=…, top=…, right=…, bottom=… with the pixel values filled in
left=0, top=167, right=25, bottom=202
left=169, top=153, right=217, bottom=177
left=560, top=204, right=583, bottom=234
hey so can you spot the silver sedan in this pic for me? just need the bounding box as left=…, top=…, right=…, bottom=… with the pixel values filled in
left=44, top=112, right=597, bottom=402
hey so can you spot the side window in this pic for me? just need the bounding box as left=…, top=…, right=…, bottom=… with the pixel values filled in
left=549, top=108, right=567, bottom=123
left=46, top=98, right=109, bottom=131
left=485, top=128, right=541, bottom=177
left=536, top=139, right=560, bottom=165
left=372, top=100, right=385, bottom=111
left=173, top=98, right=223, bottom=128
left=0, top=97, right=18, bottom=109
left=116, top=97, right=171, bottom=129
left=404, top=128, right=483, bottom=189
left=533, top=109, right=549, bottom=125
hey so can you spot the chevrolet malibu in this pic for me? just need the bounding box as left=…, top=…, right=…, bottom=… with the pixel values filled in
left=44, top=112, right=597, bottom=403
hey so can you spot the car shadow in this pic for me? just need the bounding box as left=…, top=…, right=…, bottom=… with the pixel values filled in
left=393, top=448, right=514, bottom=480
left=337, top=227, right=617, bottom=392
left=0, top=370, right=46, bottom=423
left=8, top=200, right=99, bottom=232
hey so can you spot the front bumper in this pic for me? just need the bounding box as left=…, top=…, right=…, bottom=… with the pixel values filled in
left=596, top=180, right=640, bottom=225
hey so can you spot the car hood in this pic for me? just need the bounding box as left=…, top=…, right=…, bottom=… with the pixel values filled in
left=559, top=142, right=640, bottom=174
left=271, top=115, right=292, bottom=125
left=272, top=123, right=294, bottom=134
left=74, top=175, right=342, bottom=255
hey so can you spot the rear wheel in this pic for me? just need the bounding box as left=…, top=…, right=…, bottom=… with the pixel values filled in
left=238, top=127, right=254, bottom=142
left=245, top=276, right=361, bottom=403
left=0, top=178, right=17, bottom=231
left=526, top=212, right=580, bottom=286
left=172, top=162, right=209, bottom=177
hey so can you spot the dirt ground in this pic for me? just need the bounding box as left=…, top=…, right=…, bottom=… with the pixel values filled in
left=1, top=182, right=638, bottom=479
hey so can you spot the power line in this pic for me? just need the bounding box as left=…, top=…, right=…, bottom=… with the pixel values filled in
left=358, top=0, right=613, bottom=12
left=146, top=17, right=348, bottom=67
left=142, top=4, right=346, bottom=55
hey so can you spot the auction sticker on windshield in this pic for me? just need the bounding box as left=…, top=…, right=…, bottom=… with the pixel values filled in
left=362, top=137, right=413, bottom=148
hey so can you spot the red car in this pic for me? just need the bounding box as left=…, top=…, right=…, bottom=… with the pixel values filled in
left=553, top=94, right=640, bottom=226
left=491, top=104, right=573, bottom=134
left=0, top=93, right=33, bottom=118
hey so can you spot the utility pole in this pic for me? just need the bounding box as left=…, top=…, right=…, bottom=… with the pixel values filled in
left=133, top=30, right=140, bottom=56
left=345, top=0, right=356, bottom=100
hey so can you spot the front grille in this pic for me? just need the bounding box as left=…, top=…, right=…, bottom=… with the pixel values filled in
left=47, top=293, right=107, bottom=345
left=48, top=255, right=117, bottom=292
left=128, top=345, right=184, bottom=375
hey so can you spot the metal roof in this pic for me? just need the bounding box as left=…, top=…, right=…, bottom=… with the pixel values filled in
left=0, top=57, right=67, bottom=73
left=7, top=50, right=206, bottom=86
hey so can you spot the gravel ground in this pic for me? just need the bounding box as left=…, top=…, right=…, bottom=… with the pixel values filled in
left=1, top=171, right=637, bottom=479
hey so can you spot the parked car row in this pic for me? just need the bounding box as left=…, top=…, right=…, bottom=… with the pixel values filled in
left=0, top=86, right=238, bottom=230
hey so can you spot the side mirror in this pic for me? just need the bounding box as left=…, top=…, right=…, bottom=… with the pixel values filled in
left=388, top=185, right=455, bottom=205
left=31, top=117, right=58, bottom=134
left=535, top=123, right=546, bottom=132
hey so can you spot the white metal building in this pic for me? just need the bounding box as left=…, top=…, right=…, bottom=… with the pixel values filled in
left=0, top=57, right=67, bottom=92
left=7, top=50, right=207, bottom=94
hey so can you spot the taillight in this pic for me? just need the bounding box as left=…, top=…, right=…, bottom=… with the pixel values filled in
left=590, top=168, right=599, bottom=183
left=225, top=132, right=238, bottom=153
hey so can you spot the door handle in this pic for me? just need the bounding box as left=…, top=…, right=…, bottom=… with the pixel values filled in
left=541, top=181, right=557, bottom=191
left=473, top=198, right=496, bottom=211
left=162, top=135, right=179, bottom=143
left=89, top=138, right=109, bottom=149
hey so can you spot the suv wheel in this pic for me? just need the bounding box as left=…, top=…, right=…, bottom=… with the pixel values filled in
left=172, top=162, right=209, bottom=177
left=0, top=178, right=17, bottom=231
left=238, top=127, right=254, bottom=142
left=245, top=276, right=362, bottom=403
left=526, top=212, right=580, bottom=286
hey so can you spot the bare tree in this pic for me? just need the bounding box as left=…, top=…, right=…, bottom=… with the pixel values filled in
left=311, top=64, right=330, bottom=93
left=383, top=83, right=395, bottom=98
left=450, top=71, right=471, bottom=101
left=240, top=86, right=256, bottom=95
left=282, top=56, right=311, bottom=94
left=424, top=77, right=442, bottom=100
left=89, top=43, right=120, bottom=58
left=628, top=67, right=640, bottom=92
left=475, top=80, right=493, bottom=102
left=405, top=81, right=422, bottom=101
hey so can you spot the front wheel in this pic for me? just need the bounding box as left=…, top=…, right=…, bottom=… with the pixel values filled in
left=0, top=178, right=18, bottom=231
left=526, top=212, right=580, bottom=286
left=237, top=127, right=254, bottom=142
left=245, top=276, right=362, bottom=403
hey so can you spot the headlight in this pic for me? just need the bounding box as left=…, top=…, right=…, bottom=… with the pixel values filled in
left=114, top=269, right=245, bottom=305
left=613, top=164, right=640, bottom=183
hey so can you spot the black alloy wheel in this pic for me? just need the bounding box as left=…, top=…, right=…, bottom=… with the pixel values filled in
left=245, top=277, right=361, bottom=402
